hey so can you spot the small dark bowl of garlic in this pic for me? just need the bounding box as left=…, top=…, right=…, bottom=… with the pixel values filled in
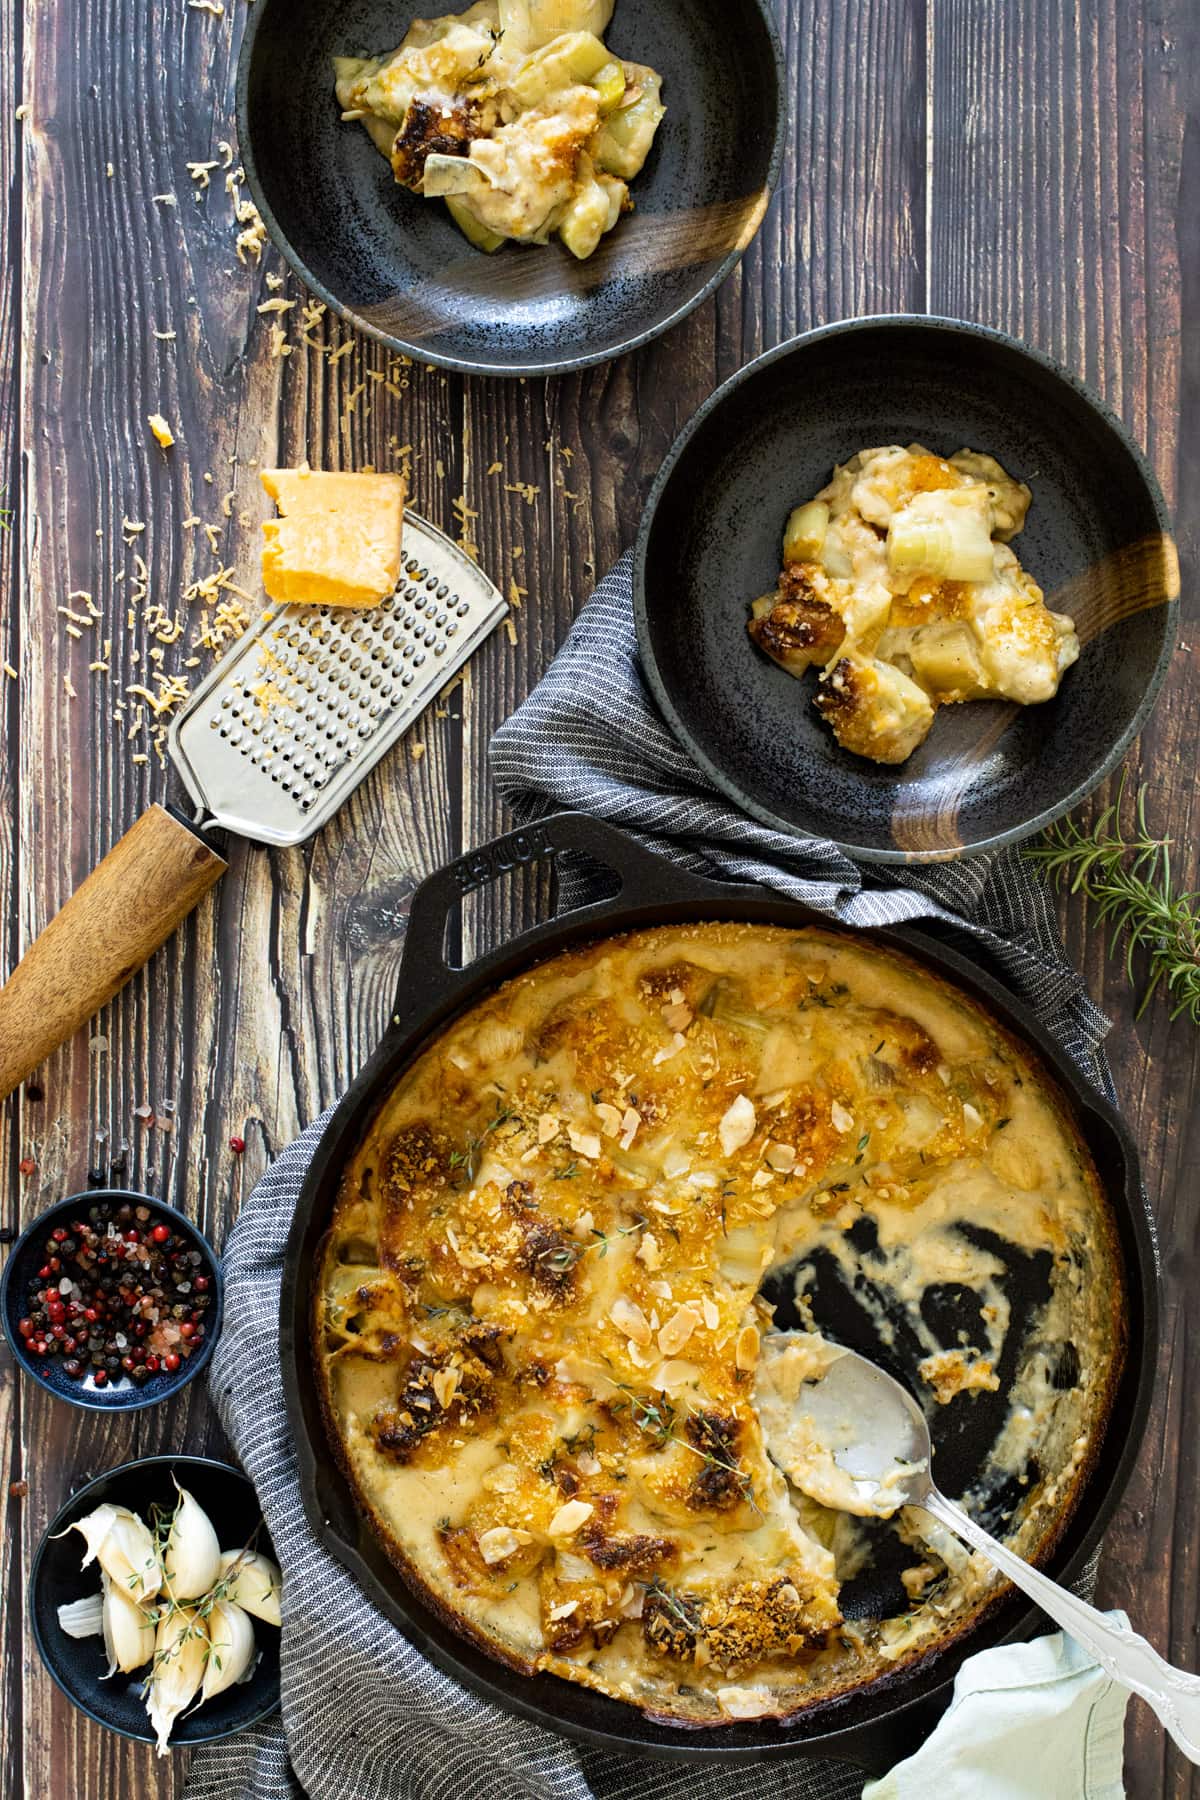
left=29, top=1456, right=281, bottom=1752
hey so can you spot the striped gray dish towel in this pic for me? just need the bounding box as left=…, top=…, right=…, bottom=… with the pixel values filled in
left=186, top=552, right=1111, bottom=1800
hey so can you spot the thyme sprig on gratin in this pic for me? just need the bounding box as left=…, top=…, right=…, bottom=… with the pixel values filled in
left=1025, top=778, right=1200, bottom=1025
left=611, top=1384, right=761, bottom=1516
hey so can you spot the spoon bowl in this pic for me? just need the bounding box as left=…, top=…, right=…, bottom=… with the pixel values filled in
left=768, top=1334, right=1200, bottom=1764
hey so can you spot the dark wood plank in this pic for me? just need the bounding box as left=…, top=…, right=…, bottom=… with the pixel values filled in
left=929, top=3, right=1200, bottom=1794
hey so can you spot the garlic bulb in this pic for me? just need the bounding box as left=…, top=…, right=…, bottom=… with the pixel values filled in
left=146, top=1607, right=208, bottom=1756
left=57, top=1592, right=104, bottom=1640
left=200, top=1599, right=257, bottom=1701
left=162, top=1481, right=221, bottom=1601
left=217, top=1549, right=282, bottom=1626
left=101, top=1574, right=156, bottom=1677
left=55, top=1504, right=160, bottom=1604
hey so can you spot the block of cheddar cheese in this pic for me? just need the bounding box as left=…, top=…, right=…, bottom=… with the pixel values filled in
left=260, top=467, right=406, bottom=608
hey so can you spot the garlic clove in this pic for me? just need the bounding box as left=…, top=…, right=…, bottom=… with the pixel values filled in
left=217, top=1549, right=282, bottom=1627
left=57, top=1591, right=105, bottom=1640
left=101, top=1573, right=156, bottom=1677
left=145, top=1606, right=208, bottom=1756
left=162, top=1481, right=222, bottom=1601
left=55, top=1504, right=160, bottom=1604
left=200, top=1600, right=257, bottom=1701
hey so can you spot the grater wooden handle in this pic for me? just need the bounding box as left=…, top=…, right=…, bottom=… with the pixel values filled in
left=0, top=805, right=227, bottom=1101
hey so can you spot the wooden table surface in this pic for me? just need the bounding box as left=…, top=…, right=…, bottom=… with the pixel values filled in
left=1, top=0, right=1196, bottom=1794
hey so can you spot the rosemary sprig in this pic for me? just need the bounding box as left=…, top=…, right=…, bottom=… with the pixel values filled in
left=1025, top=778, right=1200, bottom=1025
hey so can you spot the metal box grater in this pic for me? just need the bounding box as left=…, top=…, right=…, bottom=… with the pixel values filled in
left=168, top=513, right=507, bottom=846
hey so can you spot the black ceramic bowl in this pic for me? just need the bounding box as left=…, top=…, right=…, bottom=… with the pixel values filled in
left=634, top=315, right=1179, bottom=862
left=30, top=1456, right=280, bottom=1750
left=0, top=1191, right=223, bottom=1411
left=237, top=0, right=786, bottom=377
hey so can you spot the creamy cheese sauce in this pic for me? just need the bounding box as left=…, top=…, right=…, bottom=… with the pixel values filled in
left=748, top=445, right=1081, bottom=764
left=317, top=923, right=1123, bottom=1724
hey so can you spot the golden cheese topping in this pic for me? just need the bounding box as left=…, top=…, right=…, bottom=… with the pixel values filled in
left=316, top=923, right=1123, bottom=1724
left=260, top=469, right=406, bottom=609
left=749, top=445, right=1080, bottom=764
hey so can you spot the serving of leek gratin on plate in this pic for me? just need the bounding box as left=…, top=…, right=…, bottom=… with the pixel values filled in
left=333, top=0, right=665, bottom=258
left=748, top=445, right=1080, bottom=764
left=53, top=1483, right=282, bottom=1755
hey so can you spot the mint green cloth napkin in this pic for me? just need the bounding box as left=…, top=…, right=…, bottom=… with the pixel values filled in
left=864, top=1618, right=1130, bottom=1800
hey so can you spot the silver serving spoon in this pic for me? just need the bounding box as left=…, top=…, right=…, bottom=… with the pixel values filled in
left=785, top=1344, right=1200, bottom=1763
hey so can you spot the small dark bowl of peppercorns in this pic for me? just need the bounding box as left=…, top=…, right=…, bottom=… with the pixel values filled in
left=0, top=1191, right=223, bottom=1410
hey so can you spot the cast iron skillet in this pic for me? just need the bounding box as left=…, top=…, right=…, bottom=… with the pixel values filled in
left=279, top=811, right=1158, bottom=1774
left=236, top=0, right=786, bottom=378
left=634, top=316, right=1179, bottom=862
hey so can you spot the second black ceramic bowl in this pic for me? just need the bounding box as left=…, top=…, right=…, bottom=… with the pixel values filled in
left=0, top=1191, right=223, bottom=1410
left=237, top=0, right=785, bottom=377
left=634, top=316, right=1179, bottom=862
left=30, top=1456, right=280, bottom=1750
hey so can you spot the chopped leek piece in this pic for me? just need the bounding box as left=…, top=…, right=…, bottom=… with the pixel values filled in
left=593, top=74, right=665, bottom=178
left=887, top=502, right=996, bottom=584
left=527, top=0, right=614, bottom=45
left=557, top=167, right=612, bottom=259
left=445, top=196, right=507, bottom=253
left=783, top=500, right=830, bottom=564
left=591, top=59, right=626, bottom=114
left=362, top=112, right=398, bottom=158
left=497, top=0, right=534, bottom=52
left=421, top=153, right=489, bottom=197
left=510, top=31, right=610, bottom=105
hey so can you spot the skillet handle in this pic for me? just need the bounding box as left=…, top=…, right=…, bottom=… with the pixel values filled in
left=400, top=811, right=730, bottom=1015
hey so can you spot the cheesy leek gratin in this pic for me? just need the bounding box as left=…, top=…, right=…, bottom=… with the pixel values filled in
left=748, top=446, right=1080, bottom=764
left=333, top=1, right=664, bottom=259
left=316, top=924, right=1123, bottom=1724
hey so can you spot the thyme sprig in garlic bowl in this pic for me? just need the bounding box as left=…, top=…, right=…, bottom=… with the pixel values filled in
left=334, top=0, right=665, bottom=260
left=30, top=1457, right=282, bottom=1753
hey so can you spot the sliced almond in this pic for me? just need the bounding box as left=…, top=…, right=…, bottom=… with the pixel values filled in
left=719, top=1094, right=756, bottom=1157
left=571, top=1209, right=595, bottom=1240
left=765, top=1141, right=796, bottom=1173
left=595, top=1102, right=623, bottom=1138
left=548, top=1500, right=594, bottom=1537
left=548, top=1599, right=579, bottom=1621
left=651, top=1358, right=700, bottom=1393
left=611, top=1296, right=652, bottom=1346
left=657, top=1304, right=698, bottom=1356
left=735, top=1324, right=760, bottom=1372
left=619, top=1107, right=642, bottom=1150
left=962, top=1101, right=983, bottom=1131
left=662, top=1002, right=693, bottom=1032
left=661, top=1145, right=691, bottom=1179
left=537, top=1113, right=559, bottom=1144
left=478, top=1526, right=521, bottom=1565
left=830, top=1099, right=854, bottom=1134
left=568, top=1127, right=602, bottom=1161
left=577, top=1450, right=601, bottom=1476
left=751, top=1169, right=773, bottom=1189
left=636, top=1232, right=662, bottom=1271
left=431, top=1368, right=460, bottom=1410
left=701, top=1296, right=720, bottom=1331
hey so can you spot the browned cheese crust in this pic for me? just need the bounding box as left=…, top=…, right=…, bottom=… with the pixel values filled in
left=315, top=923, right=1124, bottom=1725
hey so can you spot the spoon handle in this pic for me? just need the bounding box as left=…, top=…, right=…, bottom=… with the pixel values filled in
left=919, top=1489, right=1200, bottom=1764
